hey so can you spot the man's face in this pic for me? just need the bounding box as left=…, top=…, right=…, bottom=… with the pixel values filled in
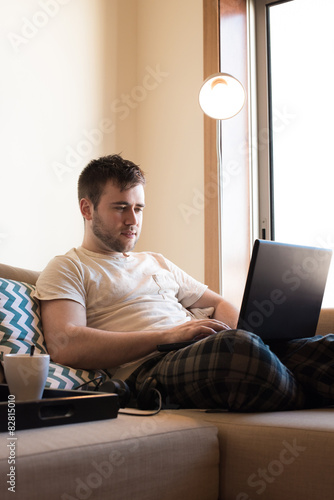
left=89, top=181, right=145, bottom=254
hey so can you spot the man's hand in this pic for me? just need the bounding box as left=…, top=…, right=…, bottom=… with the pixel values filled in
left=166, top=318, right=231, bottom=343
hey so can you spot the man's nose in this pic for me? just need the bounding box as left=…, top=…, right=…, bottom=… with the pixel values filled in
left=125, top=208, right=138, bottom=225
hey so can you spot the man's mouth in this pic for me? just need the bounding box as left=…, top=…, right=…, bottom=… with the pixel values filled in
left=121, top=231, right=136, bottom=238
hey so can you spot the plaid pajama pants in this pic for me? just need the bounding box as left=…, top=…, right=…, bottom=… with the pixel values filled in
left=128, top=330, right=334, bottom=412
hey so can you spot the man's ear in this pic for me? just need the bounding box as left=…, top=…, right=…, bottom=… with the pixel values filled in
left=80, top=198, right=94, bottom=221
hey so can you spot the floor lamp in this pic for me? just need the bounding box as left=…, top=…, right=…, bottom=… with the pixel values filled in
left=199, top=73, right=245, bottom=294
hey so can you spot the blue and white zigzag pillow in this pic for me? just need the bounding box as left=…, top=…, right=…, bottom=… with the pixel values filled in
left=0, top=278, right=109, bottom=390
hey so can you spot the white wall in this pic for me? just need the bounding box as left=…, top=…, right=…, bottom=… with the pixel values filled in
left=0, top=0, right=204, bottom=281
left=134, top=0, right=205, bottom=282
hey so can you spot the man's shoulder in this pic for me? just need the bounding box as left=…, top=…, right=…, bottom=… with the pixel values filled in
left=34, top=248, right=86, bottom=302
left=47, top=247, right=82, bottom=265
left=39, top=248, right=85, bottom=278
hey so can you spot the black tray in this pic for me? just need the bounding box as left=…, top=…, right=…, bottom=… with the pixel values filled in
left=0, top=384, right=119, bottom=431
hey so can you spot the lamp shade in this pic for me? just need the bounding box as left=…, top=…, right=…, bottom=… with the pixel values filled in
left=199, top=73, right=245, bottom=120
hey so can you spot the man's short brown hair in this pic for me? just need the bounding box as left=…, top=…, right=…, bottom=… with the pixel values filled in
left=78, top=154, right=146, bottom=208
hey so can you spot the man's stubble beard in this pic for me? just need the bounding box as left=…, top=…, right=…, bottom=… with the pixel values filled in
left=92, top=212, right=139, bottom=253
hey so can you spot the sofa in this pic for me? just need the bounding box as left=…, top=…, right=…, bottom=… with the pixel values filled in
left=0, top=262, right=334, bottom=500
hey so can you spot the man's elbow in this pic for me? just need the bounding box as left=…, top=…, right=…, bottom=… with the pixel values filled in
left=43, top=326, right=81, bottom=367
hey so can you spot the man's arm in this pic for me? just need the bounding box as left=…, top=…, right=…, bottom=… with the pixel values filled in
left=40, top=298, right=230, bottom=369
left=190, top=288, right=239, bottom=329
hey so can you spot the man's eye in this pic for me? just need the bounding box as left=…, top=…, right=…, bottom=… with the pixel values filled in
left=113, top=205, right=143, bottom=213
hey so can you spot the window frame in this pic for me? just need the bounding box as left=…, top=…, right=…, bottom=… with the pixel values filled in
left=203, top=0, right=251, bottom=307
left=252, top=0, right=295, bottom=241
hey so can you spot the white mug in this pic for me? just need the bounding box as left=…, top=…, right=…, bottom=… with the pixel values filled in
left=3, top=353, right=50, bottom=401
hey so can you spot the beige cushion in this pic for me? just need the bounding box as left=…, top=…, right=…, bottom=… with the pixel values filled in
left=177, top=408, right=334, bottom=500
left=0, top=411, right=219, bottom=500
left=0, top=263, right=40, bottom=285
left=316, top=308, right=334, bottom=335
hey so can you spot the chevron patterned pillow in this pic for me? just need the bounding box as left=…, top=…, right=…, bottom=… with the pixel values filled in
left=0, top=279, right=110, bottom=390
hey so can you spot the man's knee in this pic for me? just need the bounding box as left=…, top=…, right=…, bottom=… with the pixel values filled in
left=215, top=329, right=264, bottom=354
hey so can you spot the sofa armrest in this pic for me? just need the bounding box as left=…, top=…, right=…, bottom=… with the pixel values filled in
left=316, top=308, right=334, bottom=335
left=0, top=263, right=40, bottom=285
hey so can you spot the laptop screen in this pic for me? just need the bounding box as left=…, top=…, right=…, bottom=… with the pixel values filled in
left=237, top=240, right=332, bottom=341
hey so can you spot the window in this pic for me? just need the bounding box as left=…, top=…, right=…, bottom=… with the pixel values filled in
left=254, top=0, right=334, bottom=306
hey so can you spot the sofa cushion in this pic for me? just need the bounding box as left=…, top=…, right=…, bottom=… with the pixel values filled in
left=0, top=262, right=40, bottom=285
left=0, top=411, right=219, bottom=500
left=0, top=278, right=109, bottom=390
left=177, top=408, right=334, bottom=500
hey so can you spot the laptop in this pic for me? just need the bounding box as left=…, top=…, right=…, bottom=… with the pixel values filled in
left=237, top=239, right=332, bottom=342
left=157, top=239, right=332, bottom=351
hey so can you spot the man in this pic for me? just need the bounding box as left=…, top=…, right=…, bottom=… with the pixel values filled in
left=34, top=154, right=334, bottom=412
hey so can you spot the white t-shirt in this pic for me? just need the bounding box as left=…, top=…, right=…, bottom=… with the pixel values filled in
left=34, top=247, right=207, bottom=377
left=34, top=247, right=207, bottom=331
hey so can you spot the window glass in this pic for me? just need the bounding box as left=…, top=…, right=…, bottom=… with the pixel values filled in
left=266, top=0, right=334, bottom=306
